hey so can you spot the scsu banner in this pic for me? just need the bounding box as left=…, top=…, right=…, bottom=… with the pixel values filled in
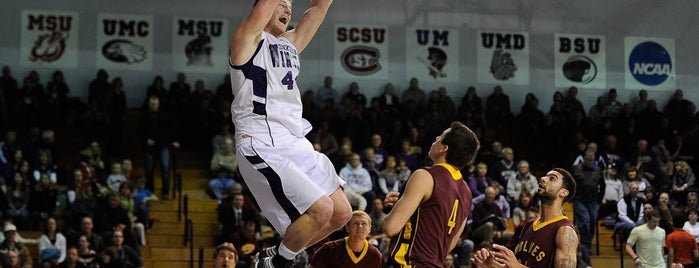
left=334, top=24, right=389, bottom=79
left=20, top=10, right=79, bottom=68
left=171, top=16, right=228, bottom=73
left=405, top=27, right=459, bottom=82
left=96, top=13, right=153, bottom=71
left=476, top=31, right=530, bottom=86
left=554, top=33, right=606, bottom=89
left=625, top=36, right=675, bottom=90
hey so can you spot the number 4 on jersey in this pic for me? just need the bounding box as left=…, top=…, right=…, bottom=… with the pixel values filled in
left=281, top=71, right=294, bottom=90
left=447, top=199, right=459, bottom=234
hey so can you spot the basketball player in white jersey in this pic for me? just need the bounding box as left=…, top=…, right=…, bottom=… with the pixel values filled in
left=229, top=0, right=351, bottom=267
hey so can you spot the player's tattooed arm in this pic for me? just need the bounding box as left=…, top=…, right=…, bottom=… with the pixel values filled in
left=555, top=226, right=578, bottom=268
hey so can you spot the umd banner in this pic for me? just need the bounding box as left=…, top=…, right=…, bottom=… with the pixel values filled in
left=334, top=24, right=389, bottom=79
left=625, top=36, right=675, bottom=90
left=554, top=34, right=606, bottom=89
left=476, top=31, right=530, bottom=85
left=97, top=13, right=153, bottom=71
left=20, top=10, right=79, bottom=68
left=406, top=27, right=459, bottom=82
left=172, top=17, right=229, bottom=73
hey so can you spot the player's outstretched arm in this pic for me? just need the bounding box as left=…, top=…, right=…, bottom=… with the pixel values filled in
left=382, top=169, right=433, bottom=236
left=555, top=226, right=578, bottom=268
left=283, top=0, right=332, bottom=53
left=230, top=0, right=280, bottom=65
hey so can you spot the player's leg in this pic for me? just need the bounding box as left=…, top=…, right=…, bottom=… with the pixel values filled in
left=303, top=187, right=351, bottom=247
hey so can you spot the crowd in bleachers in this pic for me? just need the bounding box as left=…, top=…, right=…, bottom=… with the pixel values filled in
left=2, top=64, right=699, bottom=267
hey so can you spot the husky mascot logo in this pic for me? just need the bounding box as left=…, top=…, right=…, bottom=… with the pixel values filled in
left=490, top=49, right=517, bottom=80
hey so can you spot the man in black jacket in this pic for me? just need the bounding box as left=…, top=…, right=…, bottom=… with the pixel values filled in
left=140, top=96, right=180, bottom=199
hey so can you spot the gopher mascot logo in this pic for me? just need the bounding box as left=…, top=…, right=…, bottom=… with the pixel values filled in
left=490, top=49, right=517, bottom=80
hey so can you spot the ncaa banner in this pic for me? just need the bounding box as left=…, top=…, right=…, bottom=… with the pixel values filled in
left=334, top=24, right=388, bottom=79
left=97, top=13, right=153, bottom=71
left=172, top=17, right=229, bottom=73
left=20, top=10, right=79, bottom=68
left=554, top=34, right=606, bottom=89
left=625, top=36, right=675, bottom=90
left=405, top=27, right=459, bottom=82
left=476, top=31, right=530, bottom=85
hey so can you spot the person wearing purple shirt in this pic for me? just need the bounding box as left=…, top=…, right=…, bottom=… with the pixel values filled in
left=469, top=162, right=492, bottom=198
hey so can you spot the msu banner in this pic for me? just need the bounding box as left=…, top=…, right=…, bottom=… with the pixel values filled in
left=20, top=10, right=79, bottom=68
left=625, top=36, right=675, bottom=90
left=554, top=34, right=606, bottom=89
left=334, top=24, right=389, bottom=79
left=97, top=13, right=153, bottom=71
left=172, top=17, right=229, bottom=73
left=476, top=31, right=530, bottom=85
left=405, top=27, right=459, bottom=82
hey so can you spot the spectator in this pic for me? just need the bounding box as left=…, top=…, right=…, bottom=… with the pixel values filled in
left=61, top=247, right=80, bottom=268
left=505, top=160, right=538, bottom=207
left=470, top=186, right=507, bottom=249
left=309, top=120, right=339, bottom=157
left=377, top=156, right=409, bottom=197
left=683, top=210, right=699, bottom=244
left=97, top=246, right=124, bottom=268
left=111, top=230, right=140, bottom=268
left=484, top=85, right=513, bottom=131
left=600, top=163, right=623, bottom=219
left=623, top=166, right=652, bottom=199
left=208, top=138, right=238, bottom=201
left=572, top=150, right=605, bottom=266
left=140, top=96, right=180, bottom=199
left=377, top=82, right=400, bottom=118
left=38, top=217, right=67, bottom=265
left=309, top=211, right=382, bottom=268
left=32, top=149, right=58, bottom=184
left=213, top=243, right=238, bottom=268
left=229, top=221, right=261, bottom=268
left=217, top=194, right=259, bottom=245
left=401, top=77, right=426, bottom=114
left=106, top=163, right=127, bottom=193
left=133, top=178, right=157, bottom=231
left=118, top=184, right=146, bottom=246
left=340, top=153, right=374, bottom=212
left=29, top=172, right=58, bottom=229
left=615, top=182, right=645, bottom=239
left=315, top=76, right=338, bottom=107
left=76, top=235, right=97, bottom=267
left=492, top=147, right=517, bottom=191
left=6, top=172, right=30, bottom=229
left=0, top=222, right=32, bottom=268
left=511, top=192, right=534, bottom=226
left=468, top=162, right=492, bottom=198
left=671, top=160, right=696, bottom=206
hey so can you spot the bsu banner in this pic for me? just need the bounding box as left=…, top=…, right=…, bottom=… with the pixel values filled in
left=97, top=13, right=154, bottom=71
left=476, top=31, right=530, bottom=85
left=554, top=33, right=606, bottom=89
left=405, top=27, right=460, bottom=82
left=20, top=10, right=79, bottom=68
left=625, top=36, right=675, bottom=90
left=172, top=17, right=229, bottom=73
left=334, top=24, right=389, bottom=79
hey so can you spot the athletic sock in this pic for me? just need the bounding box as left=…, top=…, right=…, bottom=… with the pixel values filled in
left=277, top=243, right=298, bottom=260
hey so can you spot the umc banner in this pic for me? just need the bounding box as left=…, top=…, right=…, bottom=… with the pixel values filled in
left=171, top=17, right=228, bottom=73
left=405, top=27, right=460, bottom=82
left=625, top=36, right=675, bottom=90
left=334, top=24, right=389, bottom=79
left=97, top=13, right=153, bottom=71
left=476, top=31, right=530, bottom=86
left=20, top=10, right=79, bottom=68
left=554, top=34, right=606, bottom=89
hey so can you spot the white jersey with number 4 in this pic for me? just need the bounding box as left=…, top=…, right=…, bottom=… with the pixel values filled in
left=230, top=31, right=311, bottom=147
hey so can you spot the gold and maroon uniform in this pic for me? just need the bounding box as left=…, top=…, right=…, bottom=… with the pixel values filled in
left=388, top=163, right=473, bottom=267
left=514, top=215, right=575, bottom=267
left=310, top=237, right=382, bottom=268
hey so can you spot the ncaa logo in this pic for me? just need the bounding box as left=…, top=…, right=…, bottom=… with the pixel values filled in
left=629, top=41, right=672, bottom=86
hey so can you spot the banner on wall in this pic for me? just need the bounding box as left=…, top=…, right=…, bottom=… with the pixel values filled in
left=476, top=31, right=530, bottom=85
left=334, top=24, right=389, bottom=79
left=554, top=34, right=606, bottom=89
left=405, top=27, right=459, bottom=82
left=172, top=17, right=229, bottom=73
left=625, top=36, right=675, bottom=90
left=20, top=10, right=79, bottom=68
left=97, top=13, right=153, bottom=71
